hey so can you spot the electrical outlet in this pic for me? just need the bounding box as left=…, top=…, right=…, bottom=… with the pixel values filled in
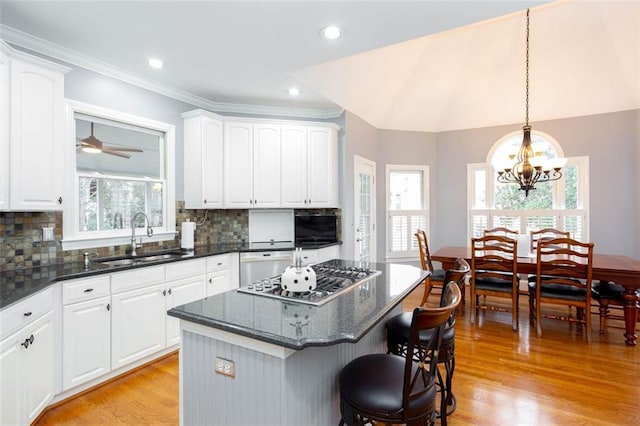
left=214, top=357, right=235, bottom=378
left=42, top=227, right=54, bottom=241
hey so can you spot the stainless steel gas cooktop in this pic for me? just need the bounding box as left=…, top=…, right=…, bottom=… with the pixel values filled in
left=237, top=260, right=381, bottom=306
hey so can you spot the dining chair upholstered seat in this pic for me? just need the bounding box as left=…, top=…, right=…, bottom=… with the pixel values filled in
left=385, top=258, right=470, bottom=426
left=338, top=284, right=462, bottom=426
left=528, top=237, right=594, bottom=343
left=591, top=280, right=640, bottom=336
left=470, top=235, right=520, bottom=331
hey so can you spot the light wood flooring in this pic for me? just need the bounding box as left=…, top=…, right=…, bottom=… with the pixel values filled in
left=36, top=284, right=640, bottom=425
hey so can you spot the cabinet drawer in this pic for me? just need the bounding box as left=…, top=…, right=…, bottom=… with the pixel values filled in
left=111, top=265, right=165, bottom=294
left=0, top=287, right=53, bottom=341
left=207, top=253, right=232, bottom=272
left=62, top=275, right=110, bottom=305
left=165, top=258, right=206, bottom=281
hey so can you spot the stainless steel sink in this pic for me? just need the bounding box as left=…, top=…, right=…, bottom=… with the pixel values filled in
left=97, top=250, right=193, bottom=266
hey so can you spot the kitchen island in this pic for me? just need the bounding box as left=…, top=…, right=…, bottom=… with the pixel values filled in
left=167, top=259, right=427, bottom=426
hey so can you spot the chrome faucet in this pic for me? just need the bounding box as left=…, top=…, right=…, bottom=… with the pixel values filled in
left=130, top=212, right=153, bottom=256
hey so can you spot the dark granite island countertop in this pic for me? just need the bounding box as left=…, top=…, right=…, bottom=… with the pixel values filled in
left=168, top=259, right=427, bottom=426
left=168, top=259, right=427, bottom=350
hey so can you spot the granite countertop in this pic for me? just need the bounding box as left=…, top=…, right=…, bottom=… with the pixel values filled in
left=0, top=241, right=342, bottom=309
left=167, top=259, right=428, bottom=350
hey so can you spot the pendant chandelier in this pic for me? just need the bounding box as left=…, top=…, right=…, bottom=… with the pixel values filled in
left=496, top=9, right=566, bottom=197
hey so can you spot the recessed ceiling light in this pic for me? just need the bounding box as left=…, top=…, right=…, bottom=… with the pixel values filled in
left=148, top=58, right=164, bottom=69
left=321, top=26, right=342, bottom=40
left=288, top=87, right=300, bottom=96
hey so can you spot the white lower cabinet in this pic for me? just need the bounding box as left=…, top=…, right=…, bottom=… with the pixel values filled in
left=0, top=311, right=54, bottom=425
left=165, top=276, right=206, bottom=346
left=206, top=253, right=239, bottom=297
left=111, top=283, right=167, bottom=370
left=62, top=295, right=111, bottom=390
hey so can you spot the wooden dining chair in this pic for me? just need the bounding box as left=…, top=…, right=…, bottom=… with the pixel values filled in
left=470, top=235, right=519, bottom=331
left=527, top=228, right=571, bottom=284
left=591, top=280, right=640, bottom=336
left=483, top=227, right=519, bottom=239
left=529, top=228, right=570, bottom=253
left=415, top=230, right=447, bottom=306
left=528, top=237, right=594, bottom=343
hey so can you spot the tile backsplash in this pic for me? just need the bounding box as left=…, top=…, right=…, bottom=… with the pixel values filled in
left=1, top=202, right=340, bottom=271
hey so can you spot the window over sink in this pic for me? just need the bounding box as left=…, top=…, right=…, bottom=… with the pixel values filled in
left=62, top=100, right=176, bottom=250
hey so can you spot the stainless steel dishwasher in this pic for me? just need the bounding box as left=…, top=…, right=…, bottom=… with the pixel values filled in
left=239, top=250, right=294, bottom=286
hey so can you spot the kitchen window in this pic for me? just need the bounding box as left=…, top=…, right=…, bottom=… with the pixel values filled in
left=467, top=130, right=589, bottom=242
left=386, top=165, right=429, bottom=260
left=62, top=100, right=176, bottom=250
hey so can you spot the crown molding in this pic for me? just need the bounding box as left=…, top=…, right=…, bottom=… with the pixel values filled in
left=0, top=25, right=344, bottom=120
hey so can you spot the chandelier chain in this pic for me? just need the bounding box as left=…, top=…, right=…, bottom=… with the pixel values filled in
left=525, top=8, right=530, bottom=127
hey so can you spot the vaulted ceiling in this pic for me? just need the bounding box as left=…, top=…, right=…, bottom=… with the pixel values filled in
left=1, top=0, right=637, bottom=131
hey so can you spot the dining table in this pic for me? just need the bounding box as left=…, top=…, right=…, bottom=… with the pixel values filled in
left=432, top=246, right=640, bottom=346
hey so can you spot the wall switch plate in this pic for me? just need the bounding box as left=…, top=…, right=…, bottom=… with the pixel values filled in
left=42, top=227, right=54, bottom=241
left=214, top=357, right=235, bottom=378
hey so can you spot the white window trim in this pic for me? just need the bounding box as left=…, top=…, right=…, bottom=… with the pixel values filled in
left=62, top=99, right=176, bottom=250
left=385, top=164, right=429, bottom=261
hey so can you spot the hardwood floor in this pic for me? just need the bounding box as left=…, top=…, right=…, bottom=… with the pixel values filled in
left=36, top=284, right=640, bottom=425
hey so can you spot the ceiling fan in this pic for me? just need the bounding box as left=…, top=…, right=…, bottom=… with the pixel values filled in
left=76, top=122, right=143, bottom=159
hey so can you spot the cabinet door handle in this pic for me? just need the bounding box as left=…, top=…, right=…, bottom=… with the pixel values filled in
left=217, top=262, right=222, bottom=266
left=106, top=303, right=110, bottom=311
left=21, top=334, right=35, bottom=348
left=23, top=312, right=32, bottom=317
left=168, top=288, right=172, bottom=295
left=163, top=289, right=167, bottom=296
left=209, top=278, right=213, bottom=284
left=204, top=199, right=207, bottom=204
left=84, top=288, right=94, bottom=293
left=58, top=197, right=63, bottom=204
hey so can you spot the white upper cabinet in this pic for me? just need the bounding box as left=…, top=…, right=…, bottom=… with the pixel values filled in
left=183, top=110, right=224, bottom=209
left=224, top=121, right=282, bottom=208
left=224, top=121, right=254, bottom=208
left=282, top=125, right=338, bottom=208
left=7, top=50, right=69, bottom=211
left=252, top=123, right=281, bottom=208
left=183, top=110, right=340, bottom=210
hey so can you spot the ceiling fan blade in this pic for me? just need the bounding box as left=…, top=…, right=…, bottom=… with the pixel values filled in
left=102, top=145, right=143, bottom=152
left=101, top=149, right=131, bottom=159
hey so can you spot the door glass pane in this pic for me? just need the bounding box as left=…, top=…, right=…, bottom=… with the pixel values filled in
left=359, top=173, right=372, bottom=262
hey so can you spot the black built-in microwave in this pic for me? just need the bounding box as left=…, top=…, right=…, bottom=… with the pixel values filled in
left=294, top=214, right=338, bottom=246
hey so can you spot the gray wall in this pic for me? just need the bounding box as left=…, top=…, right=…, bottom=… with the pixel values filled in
left=378, top=129, right=438, bottom=260
left=342, top=109, right=639, bottom=260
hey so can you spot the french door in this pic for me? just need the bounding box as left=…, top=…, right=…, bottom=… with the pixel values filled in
left=354, top=155, right=376, bottom=263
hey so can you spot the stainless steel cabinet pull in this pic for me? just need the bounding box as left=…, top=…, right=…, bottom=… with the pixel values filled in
left=106, top=303, right=110, bottom=311
left=23, top=312, right=32, bottom=317
left=84, top=288, right=94, bottom=293
left=58, top=197, right=63, bottom=204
